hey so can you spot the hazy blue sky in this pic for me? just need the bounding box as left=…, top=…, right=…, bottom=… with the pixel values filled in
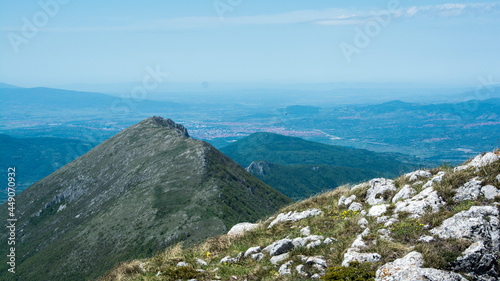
left=1, top=0, right=499, bottom=88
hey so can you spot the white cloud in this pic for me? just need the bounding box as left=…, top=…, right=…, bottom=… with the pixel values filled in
left=1, top=2, right=499, bottom=32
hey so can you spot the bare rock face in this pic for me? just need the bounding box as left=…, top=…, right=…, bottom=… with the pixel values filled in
left=452, top=241, right=499, bottom=280
left=454, top=178, right=483, bottom=202
left=376, top=251, right=467, bottom=281
left=405, top=170, right=432, bottom=182
left=394, top=187, right=445, bottom=218
left=150, top=116, right=189, bottom=137
left=263, top=239, right=294, bottom=256
left=268, top=209, right=322, bottom=228
left=366, top=178, right=397, bottom=206
left=430, top=205, right=500, bottom=279
left=227, top=222, right=259, bottom=236
left=454, top=152, right=499, bottom=172
left=392, top=185, right=416, bottom=203
left=430, top=206, right=499, bottom=250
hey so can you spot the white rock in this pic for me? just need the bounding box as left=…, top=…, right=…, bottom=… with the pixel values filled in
left=366, top=178, right=397, bottom=206
left=263, top=239, right=294, bottom=256
left=342, top=249, right=381, bottom=267
left=300, top=226, right=311, bottom=236
left=348, top=202, right=363, bottom=211
left=244, top=246, right=261, bottom=258
left=195, top=258, right=207, bottom=266
left=351, top=235, right=367, bottom=249
left=453, top=177, right=482, bottom=202
left=358, top=218, right=369, bottom=226
left=292, top=235, right=324, bottom=248
left=296, top=264, right=308, bottom=276
left=384, top=218, right=398, bottom=227
left=394, top=187, right=445, bottom=218
left=376, top=251, right=467, bottom=281
left=219, top=256, right=237, bottom=264
left=311, top=273, right=322, bottom=279
left=270, top=253, right=289, bottom=265
left=422, top=172, right=446, bottom=189
left=452, top=240, right=498, bottom=279
left=405, top=170, right=432, bottom=182
left=496, top=174, right=500, bottom=182
left=418, top=235, right=434, bottom=242
left=339, top=195, right=356, bottom=206
left=251, top=253, right=263, bottom=261
left=323, top=237, right=334, bottom=244
left=268, top=209, right=323, bottom=228
left=177, top=261, right=189, bottom=267
left=227, top=222, right=259, bottom=236
left=430, top=206, right=500, bottom=250
left=361, top=227, right=370, bottom=237
left=392, top=185, right=416, bottom=203
left=368, top=204, right=388, bottom=217
left=378, top=228, right=391, bottom=239
left=338, top=195, right=347, bottom=206
left=306, top=240, right=322, bottom=249
left=377, top=216, right=389, bottom=224
left=481, top=185, right=500, bottom=200
left=306, top=256, right=327, bottom=268
left=278, top=260, right=293, bottom=275
left=454, top=152, right=499, bottom=172
left=344, top=195, right=356, bottom=206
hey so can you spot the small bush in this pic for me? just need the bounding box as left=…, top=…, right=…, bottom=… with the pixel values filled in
left=390, top=218, right=425, bottom=243
left=323, top=262, right=376, bottom=281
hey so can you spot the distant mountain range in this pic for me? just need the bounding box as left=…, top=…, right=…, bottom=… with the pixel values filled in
left=0, top=117, right=291, bottom=281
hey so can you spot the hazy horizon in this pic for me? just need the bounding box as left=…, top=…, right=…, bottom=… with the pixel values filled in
left=1, top=0, right=499, bottom=88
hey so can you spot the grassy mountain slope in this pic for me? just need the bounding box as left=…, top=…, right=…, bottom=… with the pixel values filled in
left=101, top=150, right=500, bottom=281
left=221, top=132, right=422, bottom=200
left=0, top=134, right=94, bottom=203
left=246, top=161, right=379, bottom=200
left=0, top=117, right=291, bottom=281
left=220, top=132, right=419, bottom=174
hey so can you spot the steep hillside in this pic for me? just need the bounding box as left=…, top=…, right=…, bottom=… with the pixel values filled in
left=0, top=117, right=291, bottom=281
left=102, top=150, right=500, bottom=281
left=221, top=132, right=423, bottom=200
left=220, top=132, right=420, bottom=173
left=0, top=134, right=94, bottom=203
left=246, top=161, right=379, bottom=200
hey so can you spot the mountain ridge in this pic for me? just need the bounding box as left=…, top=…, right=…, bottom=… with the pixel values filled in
left=101, top=150, right=500, bottom=281
left=0, top=117, right=291, bottom=281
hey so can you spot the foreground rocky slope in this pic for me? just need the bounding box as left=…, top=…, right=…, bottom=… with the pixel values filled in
left=101, top=150, right=500, bottom=281
left=0, top=117, right=291, bottom=281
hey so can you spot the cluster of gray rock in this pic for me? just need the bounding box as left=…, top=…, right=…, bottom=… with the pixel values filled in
left=175, top=151, right=500, bottom=281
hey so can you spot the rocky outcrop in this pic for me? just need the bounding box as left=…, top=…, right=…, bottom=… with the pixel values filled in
left=268, top=209, right=322, bottom=228
left=150, top=116, right=190, bottom=137
left=366, top=178, right=397, bottom=206
left=227, top=222, right=259, bottom=236
left=394, top=187, right=445, bottom=217
left=339, top=195, right=356, bottom=206
left=454, top=178, right=483, bottom=202
left=454, top=152, right=499, bottom=172
left=245, top=161, right=272, bottom=176
left=392, top=185, right=416, bottom=203
left=430, top=206, right=499, bottom=248
left=405, top=170, right=432, bottom=182
left=376, top=251, right=467, bottom=281
left=452, top=241, right=498, bottom=280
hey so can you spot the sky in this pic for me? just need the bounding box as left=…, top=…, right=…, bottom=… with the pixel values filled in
left=0, top=0, right=499, bottom=89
